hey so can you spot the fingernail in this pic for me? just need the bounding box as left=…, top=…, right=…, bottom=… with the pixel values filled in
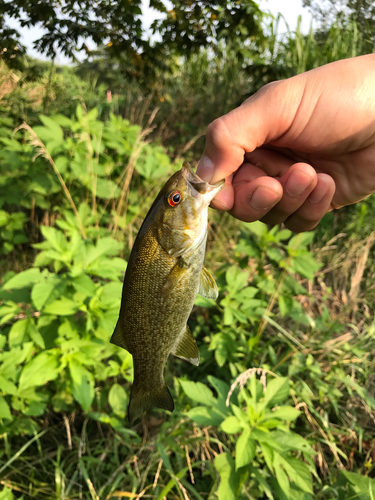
left=286, top=171, right=313, bottom=197
left=308, top=181, right=328, bottom=204
left=197, top=155, right=214, bottom=183
left=249, top=186, right=278, bottom=210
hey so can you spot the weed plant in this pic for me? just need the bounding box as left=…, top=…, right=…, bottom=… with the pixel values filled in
left=0, top=15, right=375, bottom=500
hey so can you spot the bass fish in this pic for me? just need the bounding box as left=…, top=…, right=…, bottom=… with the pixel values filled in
left=111, top=162, right=224, bottom=423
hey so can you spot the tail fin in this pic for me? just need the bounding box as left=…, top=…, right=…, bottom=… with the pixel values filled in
left=128, top=384, right=174, bottom=423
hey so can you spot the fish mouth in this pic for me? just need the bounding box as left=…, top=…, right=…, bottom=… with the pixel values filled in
left=181, top=162, right=224, bottom=204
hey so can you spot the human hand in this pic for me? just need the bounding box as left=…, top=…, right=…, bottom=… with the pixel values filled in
left=197, top=54, right=375, bottom=232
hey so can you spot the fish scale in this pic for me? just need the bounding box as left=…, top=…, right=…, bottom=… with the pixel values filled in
left=111, top=162, right=224, bottom=423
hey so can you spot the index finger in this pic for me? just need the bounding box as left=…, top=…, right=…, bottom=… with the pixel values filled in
left=196, top=79, right=304, bottom=184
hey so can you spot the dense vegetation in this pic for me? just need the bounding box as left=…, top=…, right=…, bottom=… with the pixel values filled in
left=1, top=3, right=375, bottom=499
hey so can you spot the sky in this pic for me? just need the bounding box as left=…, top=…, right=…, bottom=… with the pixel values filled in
left=9, top=0, right=313, bottom=65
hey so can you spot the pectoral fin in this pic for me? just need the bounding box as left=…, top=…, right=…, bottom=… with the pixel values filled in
left=198, top=266, right=218, bottom=299
left=161, top=260, right=186, bottom=300
left=171, top=324, right=200, bottom=366
left=110, top=319, right=128, bottom=351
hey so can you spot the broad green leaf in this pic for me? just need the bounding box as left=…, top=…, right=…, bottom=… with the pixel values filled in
left=187, top=407, right=226, bottom=426
left=44, top=297, right=79, bottom=316
left=236, top=428, right=256, bottom=469
left=19, top=352, right=59, bottom=390
left=32, top=279, right=59, bottom=310
left=9, top=319, right=28, bottom=347
left=272, top=430, right=314, bottom=454
left=0, top=396, right=12, bottom=420
left=288, top=232, right=314, bottom=250
left=264, top=377, right=290, bottom=406
left=221, top=415, right=243, bottom=434
left=0, top=376, right=18, bottom=395
left=90, top=178, right=120, bottom=199
left=283, top=457, right=313, bottom=493
left=69, top=360, right=94, bottom=412
left=40, top=225, right=68, bottom=252
left=2, top=268, right=41, bottom=290
left=0, top=485, right=14, bottom=499
left=72, top=274, right=97, bottom=297
left=214, top=453, right=240, bottom=500
left=180, top=379, right=215, bottom=405
left=290, top=253, right=321, bottom=280
left=247, top=221, right=268, bottom=237
left=268, top=406, right=300, bottom=421
left=274, top=458, right=290, bottom=497
left=27, top=320, right=45, bottom=349
left=108, top=383, right=127, bottom=418
left=39, top=115, right=64, bottom=141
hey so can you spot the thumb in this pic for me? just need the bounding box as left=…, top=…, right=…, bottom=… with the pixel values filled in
left=196, top=79, right=304, bottom=185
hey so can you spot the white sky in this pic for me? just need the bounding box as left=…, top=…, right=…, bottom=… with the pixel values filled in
left=9, top=0, right=312, bottom=65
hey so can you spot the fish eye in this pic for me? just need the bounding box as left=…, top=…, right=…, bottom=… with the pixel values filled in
left=168, top=190, right=182, bottom=207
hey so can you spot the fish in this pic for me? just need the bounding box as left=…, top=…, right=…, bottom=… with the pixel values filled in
left=110, top=162, right=224, bottom=423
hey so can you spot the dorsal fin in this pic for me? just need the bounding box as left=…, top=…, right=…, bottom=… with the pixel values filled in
left=171, top=324, right=199, bottom=366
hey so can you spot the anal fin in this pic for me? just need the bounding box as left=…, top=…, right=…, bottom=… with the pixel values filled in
left=198, top=266, right=219, bottom=299
left=128, top=384, right=174, bottom=423
left=171, top=324, right=200, bottom=366
left=110, top=319, right=128, bottom=351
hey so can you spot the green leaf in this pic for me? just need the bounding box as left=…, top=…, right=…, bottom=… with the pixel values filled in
left=0, top=396, right=12, bottom=420
left=72, top=273, right=97, bottom=297
left=269, top=406, right=300, bottom=421
left=19, top=352, right=59, bottom=390
left=220, top=415, right=243, bottom=434
left=69, top=360, right=94, bottom=412
left=290, top=253, right=320, bottom=280
left=180, top=379, right=216, bottom=405
left=40, top=225, right=67, bottom=252
left=44, top=297, right=79, bottom=316
left=32, top=279, right=59, bottom=310
left=2, top=268, right=41, bottom=290
left=0, top=210, right=9, bottom=227
left=39, top=115, right=64, bottom=142
left=28, top=320, right=45, bottom=349
left=283, top=457, right=313, bottom=493
left=108, top=384, right=127, bottom=418
left=187, top=407, right=226, bottom=426
left=264, top=377, right=290, bottom=406
left=247, top=221, right=268, bottom=237
left=214, top=453, right=240, bottom=500
left=274, top=455, right=290, bottom=497
left=9, top=319, right=28, bottom=347
left=235, top=428, right=256, bottom=469
left=288, top=232, right=314, bottom=249
left=90, top=178, right=120, bottom=199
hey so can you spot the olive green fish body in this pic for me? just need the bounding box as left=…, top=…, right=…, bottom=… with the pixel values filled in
left=111, top=163, right=223, bottom=422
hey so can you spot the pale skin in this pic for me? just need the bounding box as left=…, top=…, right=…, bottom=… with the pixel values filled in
left=196, top=54, right=375, bottom=232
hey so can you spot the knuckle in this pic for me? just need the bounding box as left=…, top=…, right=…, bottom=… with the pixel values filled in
left=206, top=117, right=232, bottom=146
